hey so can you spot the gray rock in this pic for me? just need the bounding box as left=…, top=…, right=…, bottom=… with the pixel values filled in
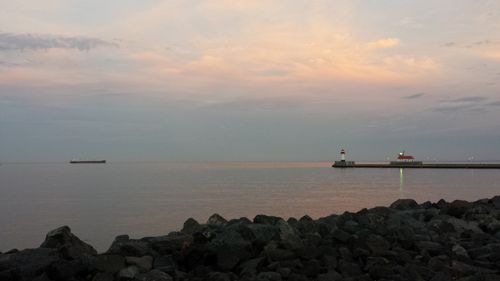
left=246, top=224, right=280, bottom=244
left=148, top=233, right=191, bottom=255
left=339, top=261, right=362, bottom=277
left=207, top=214, right=228, bottom=226
left=452, top=245, right=470, bottom=260
left=0, top=248, right=60, bottom=280
left=134, top=269, right=174, bottom=281
left=390, top=199, right=418, bottom=210
left=365, top=234, right=390, bottom=254
left=491, top=196, right=500, bottom=209
left=92, top=272, right=114, bottom=281
left=107, top=235, right=151, bottom=257
left=119, top=265, right=140, bottom=280
left=126, top=256, right=153, bottom=272
left=318, top=270, right=342, bottom=281
left=276, top=220, right=303, bottom=250
left=254, top=215, right=282, bottom=225
left=153, top=255, right=176, bottom=275
left=257, top=271, right=282, bottom=281
left=181, top=218, right=203, bottom=234
left=443, top=200, right=472, bottom=218
left=430, top=271, right=452, bottom=281
left=239, top=257, right=265, bottom=276
left=277, top=267, right=292, bottom=278
left=94, top=254, right=126, bottom=273
left=207, top=272, right=232, bottom=281
left=40, top=225, right=97, bottom=258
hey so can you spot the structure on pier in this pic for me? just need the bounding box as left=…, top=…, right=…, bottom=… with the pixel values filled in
left=333, top=148, right=355, bottom=167
left=390, top=151, right=422, bottom=166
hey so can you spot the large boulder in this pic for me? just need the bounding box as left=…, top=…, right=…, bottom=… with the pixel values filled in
left=253, top=215, right=282, bottom=226
left=107, top=235, right=152, bottom=257
left=442, top=200, right=472, bottom=218
left=0, top=248, right=61, bottom=281
left=134, top=269, right=173, bottom=281
left=390, top=199, right=418, bottom=210
left=126, top=256, right=153, bottom=272
left=40, top=226, right=97, bottom=259
left=207, top=214, right=228, bottom=227
left=94, top=254, right=126, bottom=273
left=181, top=218, right=203, bottom=234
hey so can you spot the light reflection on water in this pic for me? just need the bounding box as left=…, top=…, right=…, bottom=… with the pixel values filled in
left=1, top=162, right=499, bottom=251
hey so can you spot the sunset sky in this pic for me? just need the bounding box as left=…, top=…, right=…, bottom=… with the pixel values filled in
left=1, top=1, right=500, bottom=162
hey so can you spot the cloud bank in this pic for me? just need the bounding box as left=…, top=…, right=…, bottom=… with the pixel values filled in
left=0, top=33, right=117, bottom=52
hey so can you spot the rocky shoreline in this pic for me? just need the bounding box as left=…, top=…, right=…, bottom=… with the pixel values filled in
left=2, top=197, right=500, bottom=281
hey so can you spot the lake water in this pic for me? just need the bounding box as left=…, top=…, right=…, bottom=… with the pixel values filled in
left=1, top=162, right=499, bottom=252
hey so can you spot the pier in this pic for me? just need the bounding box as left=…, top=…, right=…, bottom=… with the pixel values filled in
left=332, top=163, right=500, bottom=169
left=332, top=149, right=500, bottom=169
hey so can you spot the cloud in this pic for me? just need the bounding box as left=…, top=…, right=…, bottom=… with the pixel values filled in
left=447, top=96, right=488, bottom=103
left=367, top=38, right=400, bottom=49
left=404, top=93, right=425, bottom=99
left=487, top=101, right=500, bottom=106
left=432, top=96, right=489, bottom=113
left=0, top=32, right=117, bottom=51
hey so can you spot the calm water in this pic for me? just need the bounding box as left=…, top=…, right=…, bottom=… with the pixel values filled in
left=1, top=162, right=499, bottom=252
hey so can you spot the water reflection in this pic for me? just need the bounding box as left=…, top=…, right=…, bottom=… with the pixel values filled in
left=400, top=168, right=404, bottom=196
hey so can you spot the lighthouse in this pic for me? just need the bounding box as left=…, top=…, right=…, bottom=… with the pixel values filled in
left=333, top=148, right=355, bottom=167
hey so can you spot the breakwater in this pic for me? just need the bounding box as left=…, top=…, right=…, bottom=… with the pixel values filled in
left=2, top=196, right=500, bottom=281
left=333, top=163, right=500, bottom=169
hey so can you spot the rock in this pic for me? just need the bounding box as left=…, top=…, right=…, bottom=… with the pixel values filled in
left=318, top=270, right=343, bottom=281
left=92, top=272, right=114, bottom=281
left=257, top=271, right=282, bottom=281
left=277, top=267, right=292, bottom=278
left=246, top=224, right=280, bottom=244
left=148, top=233, right=191, bottom=255
left=303, top=259, right=321, bottom=277
left=452, top=245, right=470, bottom=260
left=47, top=258, right=91, bottom=280
left=447, top=218, right=483, bottom=234
left=107, top=235, right=151, bottom=257
left=94, top=254, right=126, bottom=273
left=276, top=220, right=303, bottom=250
left=134, top=269, right=174, bottom=281
left=118, top=265, right=140, bottom=280
left=207, top=214, right=228, bottom=227
left=390, top=199, right=418, bottom=210
left=415, top=241, right=444, bottom=256
left=40, top=226, right=97, bottom=258
left=239, top=257, right=265, bottom=277
left=181, top=218, right=203, bottom=234
left=443, top=200, right=472, bottom=218
left=491, top=196, right=500, bottom=209
left=338, top=261, right=362, bottom=277
left=153, top=255, right=176, bottom=275
left=254, top=215, right=282, bottom=225
left=0, top=248, right=60, bottom=280
left=332, top=229, right=351, bottom=243
left=207, top=272, right=232, bottom=281
left=365, top=234, right=390, bottom=255
left=126, top=256, right=153, bottom=272
left=430, top=270, right=452, bottom=281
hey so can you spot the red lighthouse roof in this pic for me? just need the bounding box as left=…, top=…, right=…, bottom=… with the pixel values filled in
left=398, top=155, right=415, bottom=160
left=397, top=151, right=415, bottom=160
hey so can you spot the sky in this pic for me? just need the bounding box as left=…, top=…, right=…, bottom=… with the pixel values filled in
left=0, top=0, right=499, bottom=162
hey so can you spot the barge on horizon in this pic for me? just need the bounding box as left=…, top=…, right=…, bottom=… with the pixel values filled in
left=69, top=159, right=106, bottom=164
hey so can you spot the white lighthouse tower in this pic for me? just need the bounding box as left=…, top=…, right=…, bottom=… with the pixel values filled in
left=333, top=148, right=354, bottom=167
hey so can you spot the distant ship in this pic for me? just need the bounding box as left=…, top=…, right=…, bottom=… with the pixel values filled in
left=70, top=159, right=106, bottom=164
